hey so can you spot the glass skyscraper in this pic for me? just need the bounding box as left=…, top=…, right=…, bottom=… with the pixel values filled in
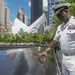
left=48, top=0, right=60, bottom=25
left=31, top=0, right=43, bottom=24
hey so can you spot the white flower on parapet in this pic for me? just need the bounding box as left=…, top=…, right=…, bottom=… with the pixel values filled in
left=38, top=46, right=41, bottom=51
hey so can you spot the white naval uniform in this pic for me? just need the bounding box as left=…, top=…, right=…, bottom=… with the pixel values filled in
left=54, top=16, right=75, bottom=75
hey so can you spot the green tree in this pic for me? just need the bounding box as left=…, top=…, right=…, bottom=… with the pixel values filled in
left=32, top=32, right=43, bottom=43
left=4, top=33, right=13, bottom=42
left=0, top=34, right=3, bottom=42
left=43, top=30, right=52, bottom=43
left=61, top=0, right=75, bottom=16
left=22, top=32, right=32, bottom=42
left=15, top=29, right=26, bottom=42
left=52, top=16, right=61, bottom=30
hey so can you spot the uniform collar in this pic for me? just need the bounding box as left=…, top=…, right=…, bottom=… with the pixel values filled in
left=68, top=16, right=74, bottom=23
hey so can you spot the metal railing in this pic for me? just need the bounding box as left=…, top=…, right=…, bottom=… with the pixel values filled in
left=53, top=50, right=62, bottom=75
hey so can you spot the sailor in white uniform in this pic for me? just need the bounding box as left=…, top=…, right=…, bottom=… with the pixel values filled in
left=36, top=3, right=75, bottom=75
left=54, top=15, right=75, bottom=75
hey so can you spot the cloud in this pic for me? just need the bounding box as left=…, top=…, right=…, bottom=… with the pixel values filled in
left=43, top=0, right=48, bottom=7
left=43, top=0, right=48, bottom=11
left=28, top=0, right=48, bottom=11
left=5, top=2, right=10, bottom=7
left=28, top=1, right=31, bottom=7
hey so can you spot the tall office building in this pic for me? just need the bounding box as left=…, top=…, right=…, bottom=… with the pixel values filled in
left=17, top=8, right=23, bottom=22
left=17, top=8, right=27, bottom=24
left=22, top=9, right=27, bottom=24
left=0, top=0, right=5, bottom=33
left=48, top=0, right=60, bottom=25
left=28, top=19, right=31, bottom=26
left=5, top=7, right=11, bottom=32
left=31, top=0, right=43, bottom=24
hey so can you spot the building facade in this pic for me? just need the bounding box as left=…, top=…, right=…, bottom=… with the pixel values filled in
left=48, top=0, right=60, bottom=25
left=28, top=19, right=31, bottom=26
left=0, top=0, right=5, bottom=33
left=17, top=8, right=27, bottom=25
left=31, top=0, right=43, bottom=24
left=5, top=7, right=11, bottom=32
left=17, top=8, right=23, bottom=22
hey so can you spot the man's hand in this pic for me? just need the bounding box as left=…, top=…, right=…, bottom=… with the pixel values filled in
left=35, top=40, right=58, bottom=63
left=35, top=51, right=47, bottom=63
left=35, top=51, right=47, bottom=59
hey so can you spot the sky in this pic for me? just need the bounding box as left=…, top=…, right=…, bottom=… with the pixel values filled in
left=4, top=0, right=48, bottom=22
